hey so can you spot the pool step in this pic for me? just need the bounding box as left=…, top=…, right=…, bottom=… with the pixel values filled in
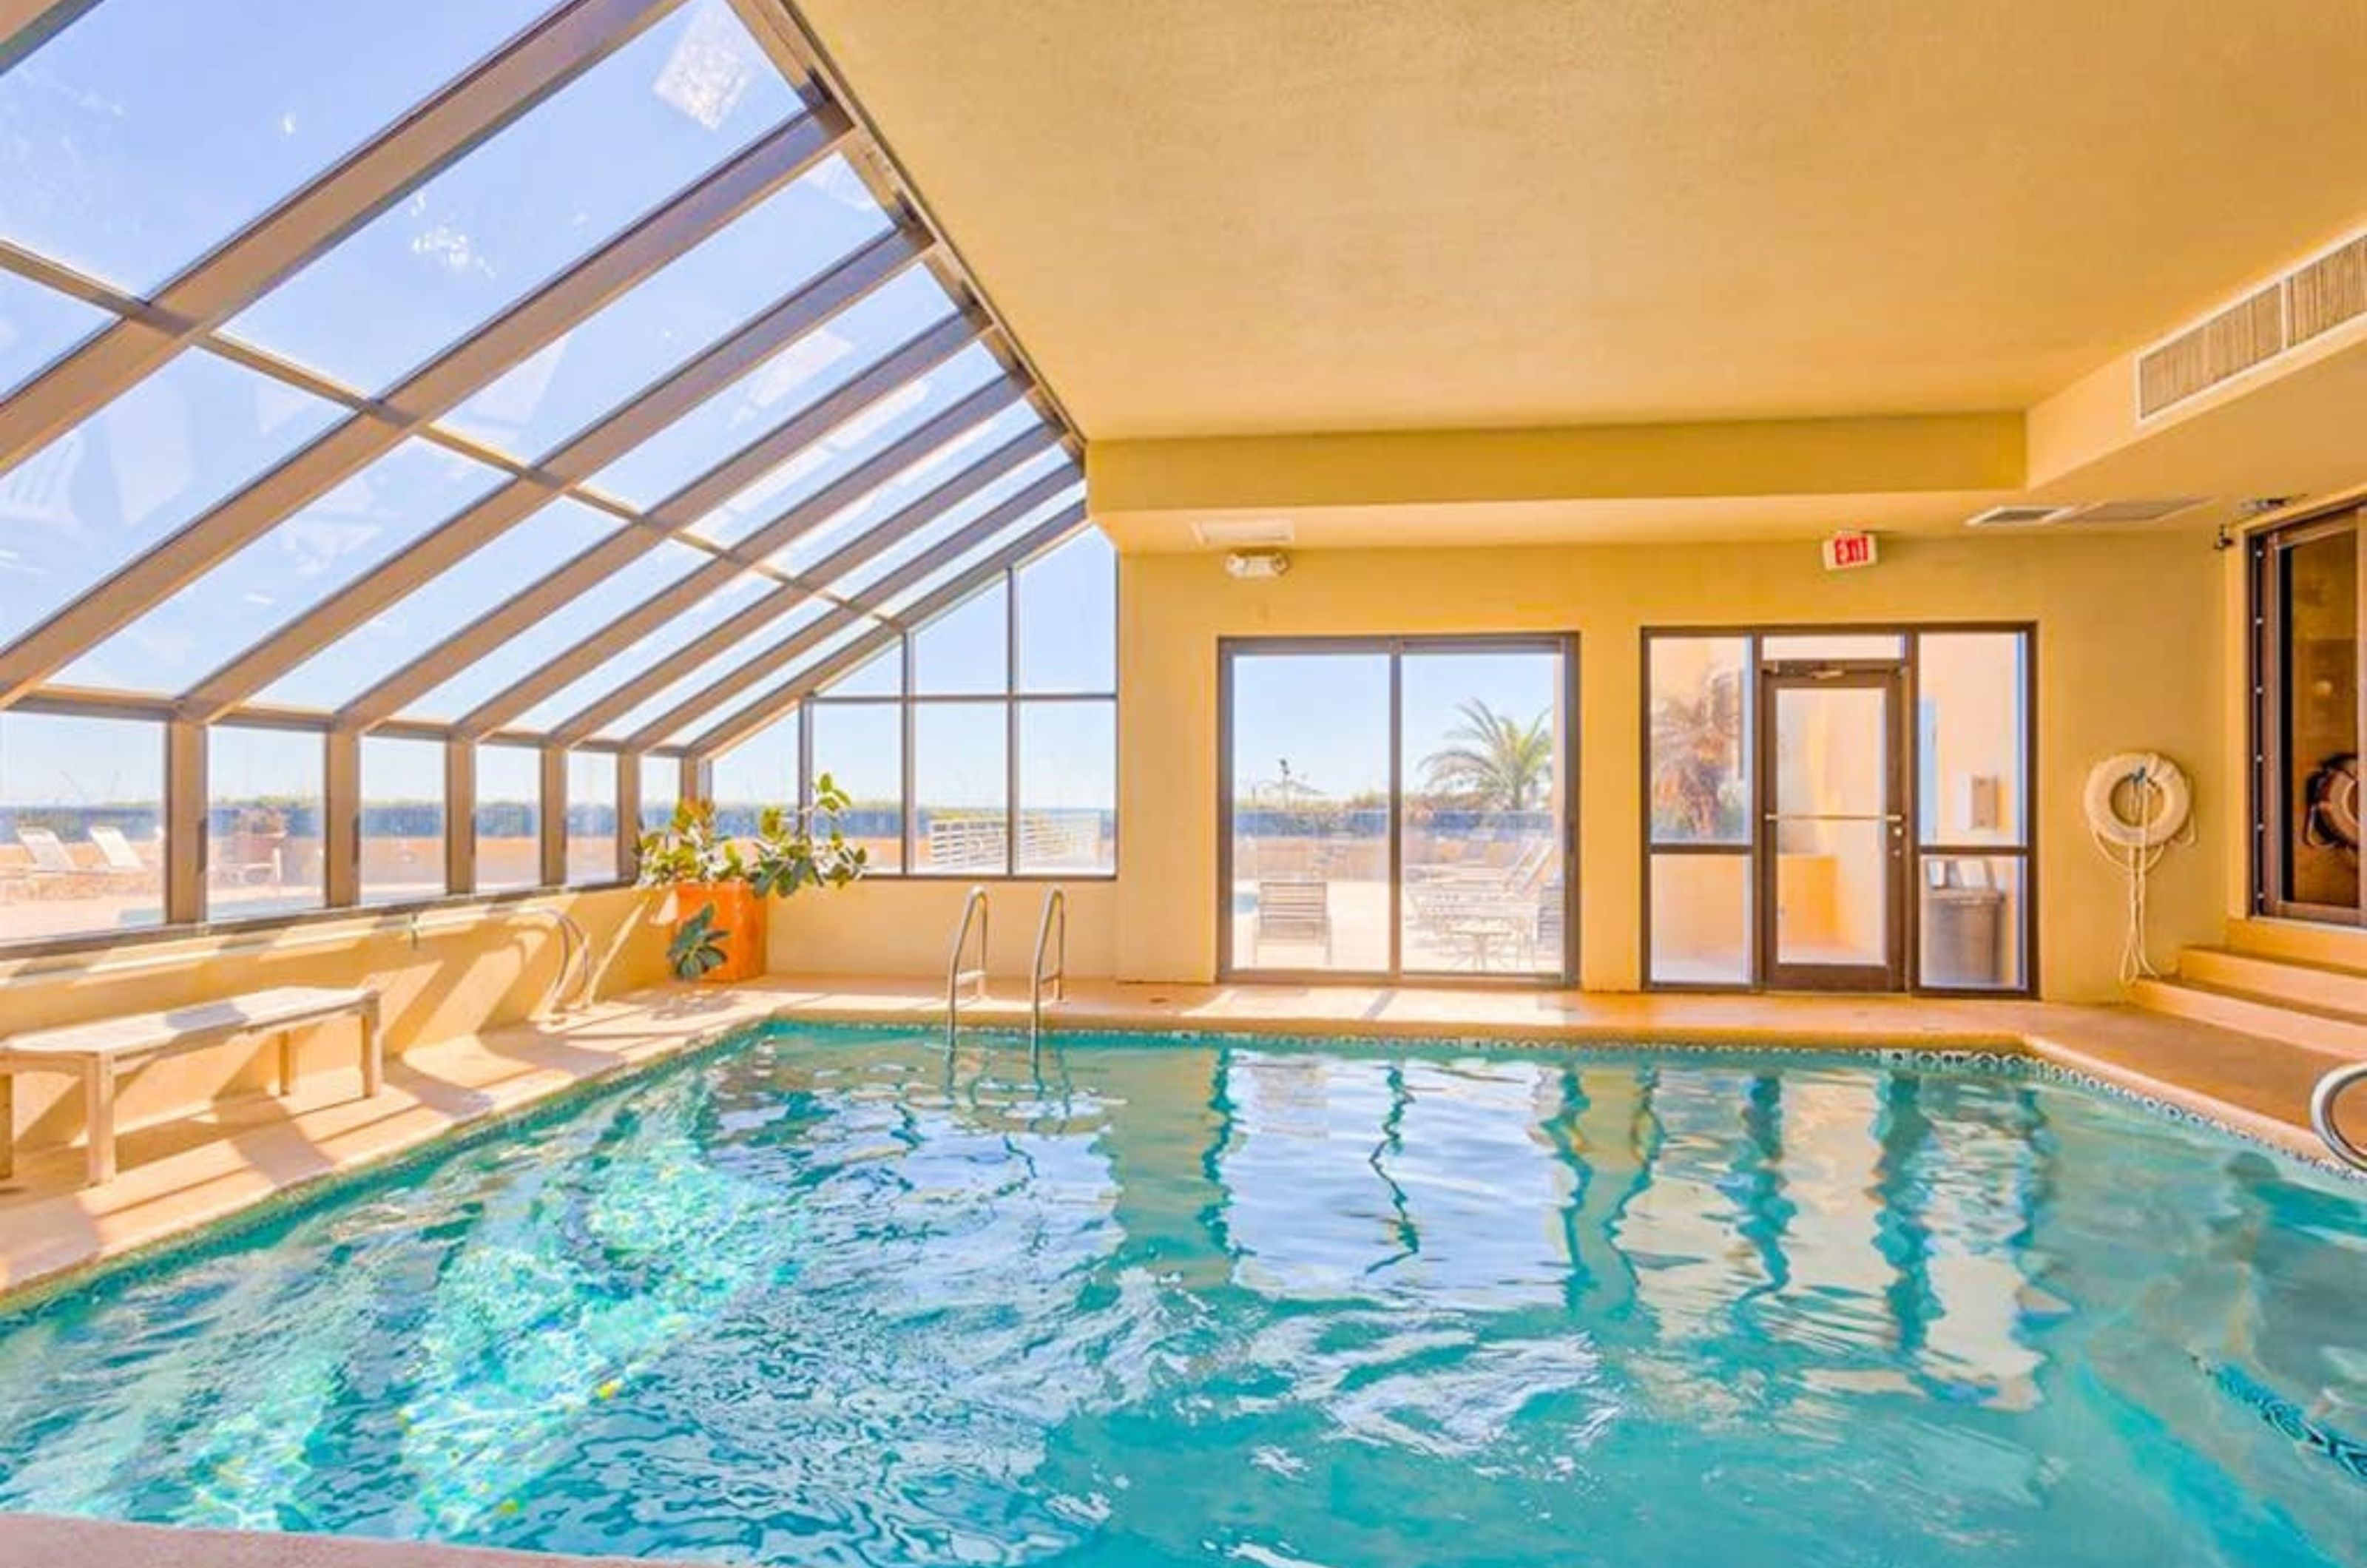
left=2178, top=945, right=2367, bottom=1018
left=2132, top=972, right=2367, bottom=1061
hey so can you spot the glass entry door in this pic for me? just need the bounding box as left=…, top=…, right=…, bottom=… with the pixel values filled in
left=2256, top=511, right=2363, bottom=923
left=1757, top=667, right=1908, bottom=990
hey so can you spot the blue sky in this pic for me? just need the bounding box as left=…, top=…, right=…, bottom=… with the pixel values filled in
left=1232, top=649, right=1561, bottom=805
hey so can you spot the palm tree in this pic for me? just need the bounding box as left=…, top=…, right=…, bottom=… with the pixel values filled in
left=1650, top=666, right=1745, bottom=838
left=1419, top=700, right=1553, bottom=811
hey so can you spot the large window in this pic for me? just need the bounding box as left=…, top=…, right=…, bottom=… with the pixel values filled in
left=564, top=751, right=619, bottom=885
left=1644, top=627, right=2034, bottom=994
left=0, top=713, right=164, bottom=943
left=360, top=737, right=446, bottom=906
left=207, top=726, right=325, bottom=920
left=795, top=530, right=1118, bottom=877
left=1220, top=636, right=1574, bottom=981
left=473, top=744, right=541, bottom=894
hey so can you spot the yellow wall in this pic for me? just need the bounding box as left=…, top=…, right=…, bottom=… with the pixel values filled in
left=767, top=879, right=1119, bottom=980
left=1112, top=530, right=2223, bottom=1000
left=0, top=887, right=671, bottom=1158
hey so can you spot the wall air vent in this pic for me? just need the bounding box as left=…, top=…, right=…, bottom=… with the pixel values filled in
left=1965, top=504, right=2079, bottom=530
left=1192, top=517, right=1296, bottom=548
left=2288, top=232, right=2367, bottom=347
left=2060, top=496, right=2206, bottom=524
left=2136, top=285, right=2285, bottom=419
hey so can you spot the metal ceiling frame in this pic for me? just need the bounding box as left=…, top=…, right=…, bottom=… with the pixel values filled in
left=547, top=428, right=1068, bottom=743
left=0, top=0, right=683, bottom=472
left=176, top=223, right=933, bottom=719
left=678, top=502, right=1090, bottom=756
left=344, top=321, right=1004, bottom=734
left=0, top=106, right=856, bottom=707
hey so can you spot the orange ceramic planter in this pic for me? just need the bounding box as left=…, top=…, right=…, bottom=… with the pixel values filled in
left=675, top=881, right=769, bottom=984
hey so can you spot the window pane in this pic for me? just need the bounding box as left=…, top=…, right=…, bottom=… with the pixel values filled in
left=1016, top=530, right=1116, bottom=692
left=1648, top=636, right=1749, bottom=845
left=0, top=270, right=108, bottom=396
left=0, top=350, right=343, bottom=647
left=2272, top=527, right=2361, bottom=910
left=260, top=499, right=621, bottom=712
left=912, top=703, right=1007, bottom=876
left=0, top=713, right=162, bottom=942
left=828, top=444, right=1071, bottom=600
left=822, top=641, right=902, bottom=699
left=810, top=703, right=902, bottom=873
left=473, top=744, right=541, bottom=893
left=439, top=157, right=894, bottom=463
left=1400, top=649, right=1564, bottom=976
left=712, top=711, right=796, bottom=842
left=913, top=581, right=1007, bottom=695
left=1018, top=701, right=1113, bottom=874
left=1228, top=652, right=1391, bottom=972
left=638, top=756, right=680, bottom=834
left=774, top=403, right=1045, bottom=577
left=64, top=440, right=508, bottom=694
left=1761, top=634, right=1904, bottom=662
left=223, top=1, right=801, bottom=393
left=700, top=342, right=1008, bottom=551
left=870, top=485, right=1087, bottom=621
left=1650, top=854, right=1752, bottom=986
left=207, top=726, right=324, bottom=920
left=564, top=752, right=618, bottom=884
left=1919, top=854, right=2025, bottom=991
left=573, top=266, right=954, bottom=512
left=1917, top=632, right=2028, bottom=847
left=407, top=541, right=711, bottom=720
left=360, top=736, right=445, bottom=907
left=509, top=570, right=780, bottom=734
left=0, top=0, right=547, bottom=293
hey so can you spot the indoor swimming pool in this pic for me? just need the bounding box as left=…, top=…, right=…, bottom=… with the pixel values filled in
left=0, top=1024, right=2357, bottom=1567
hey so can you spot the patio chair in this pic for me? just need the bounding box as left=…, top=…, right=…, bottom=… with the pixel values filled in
left=1254, top=879, right=1334, bottom=964
left=87, top=825, right=153, bottom=876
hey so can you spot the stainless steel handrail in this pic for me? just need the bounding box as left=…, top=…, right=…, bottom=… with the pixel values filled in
left=509, top=906, right=592, bottom=1019
left=945, top=885, right=990, bottom=1044
left=1030, top=886, right=1067, bottom=1046
left=2309, top=1061, right=2367, bottom=1172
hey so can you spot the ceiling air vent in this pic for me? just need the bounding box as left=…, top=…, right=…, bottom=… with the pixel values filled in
left=2288, top=232, right=2367, bottom=348
left=2136, top=285, right=2285, bottom=419
left=1965, top=504, right=2079, bottom=530
left=2060, top=496, right=2206, bottom=524
left=1192, top=517, right=1295, bottom=548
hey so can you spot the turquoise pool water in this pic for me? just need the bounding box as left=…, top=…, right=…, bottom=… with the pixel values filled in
left=0, top=1026, right=2360, bottom=1567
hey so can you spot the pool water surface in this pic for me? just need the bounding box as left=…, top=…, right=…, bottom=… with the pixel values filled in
left=0, top=1025, right=2359, bottom=1567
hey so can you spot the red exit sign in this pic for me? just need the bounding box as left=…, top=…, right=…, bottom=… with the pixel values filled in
left=1822, top=530, right=1879, bottom=571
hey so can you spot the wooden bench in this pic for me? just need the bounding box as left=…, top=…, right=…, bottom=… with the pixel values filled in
left=0, top=986, right=380, bottom=1186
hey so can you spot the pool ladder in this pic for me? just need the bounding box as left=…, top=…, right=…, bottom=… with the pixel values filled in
left=942, top=886, right=1069, bottom=1047
left=2310, top=1061, right=2367, bottom=1172
left=945, top=885, right=990, bottom=1045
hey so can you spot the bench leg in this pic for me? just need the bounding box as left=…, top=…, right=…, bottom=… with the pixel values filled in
left=0, top=1072, right=13, bottom=1181
left=359, top=1009, right=382, bottom=1099
left=84, top=1060, right=115, bottom=1186
left=278, top=1030, right=299, bottom=1097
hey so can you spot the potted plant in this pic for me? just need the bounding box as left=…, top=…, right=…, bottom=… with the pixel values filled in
left=636, top=779, right=868, bottom=983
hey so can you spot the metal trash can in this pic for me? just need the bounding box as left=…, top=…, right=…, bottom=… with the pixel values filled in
left=1925, top=888, right=2005, bottom=987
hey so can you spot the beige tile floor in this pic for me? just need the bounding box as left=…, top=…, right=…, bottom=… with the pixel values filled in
left=0, top=972, right=2360, bottom=1568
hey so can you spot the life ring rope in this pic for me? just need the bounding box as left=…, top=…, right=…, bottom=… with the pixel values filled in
left=2084, top=753, right=2193, bottom=987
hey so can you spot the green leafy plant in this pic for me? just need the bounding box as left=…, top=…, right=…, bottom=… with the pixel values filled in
left=665, top=902, right=729, bottom=980
left=1419, top=700, right=1554, bottom=811
left=637, top=780, right=868, bottom=981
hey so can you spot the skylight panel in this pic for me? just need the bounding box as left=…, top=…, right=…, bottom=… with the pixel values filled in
left=435, top=155, right=896, bottom=464
left=579, top=266, right=957, bottom=510
left=402, top=539, right=712, bottom=722
left=0, top=270, right=108, bottom=396
left=828, top=449, right=1076, bottom=600
left=220, top=1, right=802, bottom=395
left=538, top=598, right=840, bottom=739
left=505, top=568, right=779, bottom=731
left=872, top=483, right=1088, bottom=621
left=256, top=498, right=624, bottom=712
left=58, top=440, right=509, bottom=693
left=778, top=406, right=1056, bottom=579
left=0, top=0, right=552, bottom=294
left=653, top=614, right=888, bottom=747
left=0, top=348, right=344, bottom=649
left=689, top=342, right=1011, bottom=550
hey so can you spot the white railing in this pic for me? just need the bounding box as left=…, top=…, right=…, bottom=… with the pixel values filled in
left=945, top=885, right=990, bottom=1045
left=1030, top=886, right=1067, bottom=1047
left=2309, top=1061, right=2367, bottom=1172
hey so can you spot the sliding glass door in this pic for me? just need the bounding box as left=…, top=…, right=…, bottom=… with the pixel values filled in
left=1223, top=637, right=1575, bottom=982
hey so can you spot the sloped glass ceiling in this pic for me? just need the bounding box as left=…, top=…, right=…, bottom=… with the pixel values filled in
left=0, top=0, right=1095, bottom=762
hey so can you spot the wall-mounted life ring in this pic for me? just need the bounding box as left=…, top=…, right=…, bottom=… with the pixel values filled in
left=2084, top=753, right=2192, bottom=851
left=2302, top=752, right=2361, bottom=854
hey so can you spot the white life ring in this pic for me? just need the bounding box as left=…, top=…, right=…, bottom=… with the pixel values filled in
left=2084, top=753, right=2191, bottom=850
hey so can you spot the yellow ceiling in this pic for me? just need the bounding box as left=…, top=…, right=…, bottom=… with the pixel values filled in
left=797, top=0, right=2367, bottom=441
